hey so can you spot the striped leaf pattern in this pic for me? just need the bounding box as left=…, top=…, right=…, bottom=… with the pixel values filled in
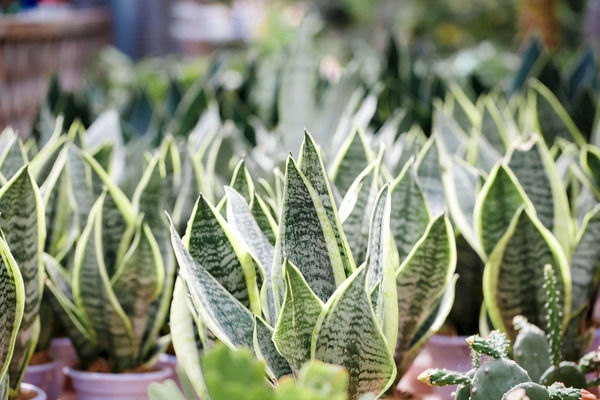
left=479, top=97, right=507, bottom=153
left=111, top=220, right=164, bottom=362
left=225, top=186, right=276, bottom=324
left=395, top=215, right=455, bottom=360
left=253, top=316, right=292, bottom=380
left=185, top=194, right=259, bottom=313
left=299, top=132, right=355, bottom=277
left=474, top=164, right=534, bottom=257
left=0, top=234, right=24, bottom=385
left=340, top=156, right=382, bottom=266
left=507, top=137, right=573, bottom=254
left=329, top=129, right=373, bottom=197
left=251, top=194, right=277, bottom=245
left=312, top=266, right=395, bottom=400
left=272, top=260, right=324, bottom=375
left=0, top=132, right=27, bottom=181
left=272, top=157, right=345, bottom=308
left=416, top=137, right=445, bottom=216
left=230, top=160, right=254, bottom=205
left=569, top=206, right=600, bottom=313
left=0, top=167, right=45, bottom=391
left=170, top=278, right=208, bottom=399
left=366, top=184, right=398, bottom=355
left=390, top=161, right=430, bottom=264
left=170, top=218, right=255, bottom=350
left=483, top=207, right=571, bottom=341
left=72, top=194, right=137, bottom=372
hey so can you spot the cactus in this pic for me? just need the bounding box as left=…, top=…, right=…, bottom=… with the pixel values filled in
left=470, top=358, right=531, bottom=400
left=502, top=382, right=550, bottom=400
left=513, top=316, right=552, bottom=382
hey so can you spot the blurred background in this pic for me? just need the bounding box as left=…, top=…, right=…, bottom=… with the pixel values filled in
left=0, top=0, right=599, bottom=135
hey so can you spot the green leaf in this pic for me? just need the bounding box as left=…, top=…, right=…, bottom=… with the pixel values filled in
left=251, top=193, right=278, bottom=245
left=390, top=160, right=431, bottom=264
left=506, top=136, right=574, bottom=257
left=253, top=316, right=292, bottom=380
left=170, top=278, right=208, bottom=399
left=0, top=234, right=24, bottom=385
left=474, top=163, right=535, bottom=257
left=171, top=80, right=209, bottom=137
left=570, top=205, right=600, bottom=314
left=395, top=215, right=456, bottom=358
left=0, top=166, right=45, bottom=391
left=230, top=160, right=254, bottom=205
left=273, top=157, right=346, bottom=309
left=72, top=193, right=136, bottom=372
left=530, top=79, right=585, bottom=147
left=225, top=186, right=276, bottom=325
left=312, top=265, right=395, bottom=400
left=329, top=129, right=373, bottom=198
left=185, top=194, right=260, bottom=314
left=482, top=207, right=571, bottom=341
left=273, top=260, right=324, bottom=375
left=365, top=184, right=398, bottom=356
left=169, top=217, right=255, bottom=350
left=478, top=96, right=508, bottom=153
left=299, top=132, right=355, bottom=277
left=416, top=137, right=445, bottom=216
left=148, top=379, right=186, bottom=400
left=111, top=219, right=164, bottom=362
left=0, top=131, right=28, bottom=181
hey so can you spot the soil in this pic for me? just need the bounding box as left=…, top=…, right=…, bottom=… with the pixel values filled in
left=28, top=351, right=52, bottom=365
left=78, top=358, right=160, bottom=374
left=12, top=388, right=38, bottom=400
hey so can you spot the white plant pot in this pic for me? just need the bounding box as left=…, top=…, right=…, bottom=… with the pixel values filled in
left=23, top=360, right=61, bottom=400
left=49, top=337, right=77, bottom=366
left=20, top=383, right=47, bottom=400
left=64, top=364, right=172, bottom=400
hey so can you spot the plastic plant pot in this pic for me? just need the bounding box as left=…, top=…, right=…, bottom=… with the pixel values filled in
left=20, top=383, right=47, bottom=400
left=24, top=360, right=60, bottom=400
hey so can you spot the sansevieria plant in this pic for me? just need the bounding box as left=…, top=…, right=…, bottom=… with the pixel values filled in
left=168, top=133, right=457, bottom=399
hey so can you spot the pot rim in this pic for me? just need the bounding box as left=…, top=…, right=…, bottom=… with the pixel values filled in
left=25, top=359, right=59, bottom=372
left=427, top=333, right=470, bottom=346
left=20, top=383, right=47, bottom=400
left=64, top=364, right=172, bottom=382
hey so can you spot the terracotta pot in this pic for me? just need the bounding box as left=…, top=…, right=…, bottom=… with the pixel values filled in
left=64, top=364, right=172, bottom=400
left=23, top=360, right=61, bottom=400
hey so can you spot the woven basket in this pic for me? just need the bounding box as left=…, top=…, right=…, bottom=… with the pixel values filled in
left=0, top=8, right=110, bottom=136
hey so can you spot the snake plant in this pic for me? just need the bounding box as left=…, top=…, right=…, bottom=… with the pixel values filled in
left=169, top=132, right=456, bottom=399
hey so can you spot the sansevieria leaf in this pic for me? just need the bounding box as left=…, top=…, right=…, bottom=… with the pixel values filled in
left=0, top=234, right=24, bottom=386
left=395, top=215, right=456, bottom=363
left=312, top=265, right=395, bottom=400
left=474, top=163, right=535, bottom=257
left=390, top=160, right=430, bottom=264
left=0, top=166, right=45, bottom=392
left=230, top=160, right=254, bottom=206
left=416, top=137, right=445, bottom=216
left=253, top=316, right=292, bottom=380
left=272, top=157, right=346, bottom=310
left=225, top=187, right=276, bottom=325
left=483, top=207, right=571, bottom=341
left=72, top=193, right=137, bottom=372
left=329, top=128, right=374, bottom=198
left=185, top=194, right=260, bottom=314
left=299, top=132, right=355, bottom=276
left=0, top=131, right=27, bottom=182
left=169, top=216, right=255, bottom=350
left=273, top=259, right=324, bottom=375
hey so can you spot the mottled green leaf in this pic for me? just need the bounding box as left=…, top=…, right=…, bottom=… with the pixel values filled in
left=251, top=193, right=277, bottom=245
left=185, top=195, right=260, bottom=314
left=273, top=157, right=346, bottom=309
left=570, top=205, right=600, bottom=314
left=329, top=129, right=373, bottom=198
left=416, top=137, right=445, bottom=216
left=273, top=260, right=324, bottom=375
left=299, top=132, right=355, bottom=277
left=253, top=315, right=292, bottom=380
left=483, top=207, right=571, bottom=341
left=230, top=160, right=254, bottom=205
left=0, top=131, right=27, bottom=181
left=478, top=96, right=508, bottom=153
left=312, top=266, right=395, bottom=400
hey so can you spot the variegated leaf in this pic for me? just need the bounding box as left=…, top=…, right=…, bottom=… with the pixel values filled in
left=483, top=207, right=571, bottom=341
left=0, top=166, right=45, bottom=391
left=365, top=184, right=398, bottom=356
left=506, top=136, right=574, bottom=256
left=570, top=205, right=600, bottom=313
left=299, top=132, right=355, bottom=277
left=253, top=315, right=292, bottom=380
left=0, top=234, right=24, bottom=385
left=169, top=217, right=255, bottom=350
left=111, top=219, right=164, bottom=362
left=273, top=260, right=324, bottom=375
left=273, top=157, right=346, bottom=309
left=329, top=128, right=373, bottom=198
left=251, top=193, right=277, bottom=245
left=0, top=131, right=27, bottom=181
left=340, top=155, right=382, bottom=266
left=390, top=160, right=430, bottom=264
left=170, top=278, right=208, bottom=399
left=416, top=137, right=445, bottom=216
left=395, top=215, right=456, bottom=361
left=185, top=194, right=260, bottom=314
left=0, top=374, right=7, bottom=400
left=474, top=163, right=534, bottom=257
left=230, top=159, right=254, bottom=205
left=312, top=265, right=395, bottom=400
left=225, top=186, right=276, bottom=324
left=72, top=194, right=137, bottom=372
left=478, top=96, right=508, bottom=154
left=435, top=109, right=469, bottom=158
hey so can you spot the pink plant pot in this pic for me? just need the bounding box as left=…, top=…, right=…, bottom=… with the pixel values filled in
left=23, top=360, right=61, bottom=400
